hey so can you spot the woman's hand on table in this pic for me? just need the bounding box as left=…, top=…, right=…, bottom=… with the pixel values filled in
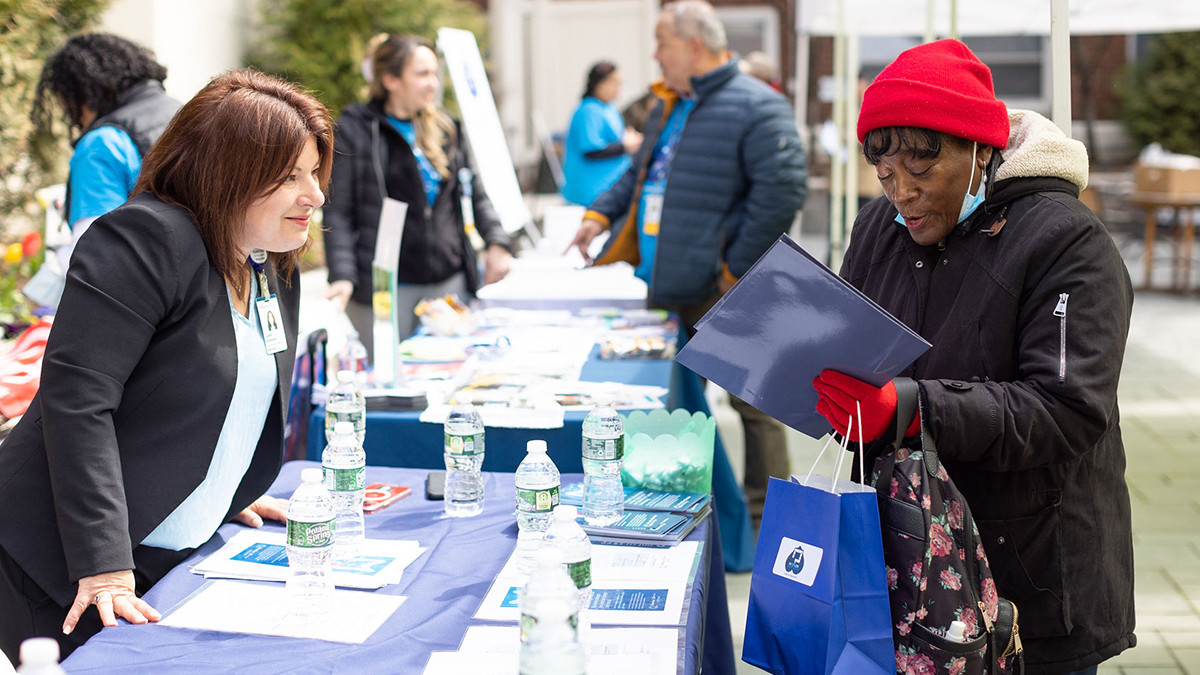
left=64, top=570, right=159, bottom=634
left=321, top=280, right=354, bottom=312
left=233, top=495, right=289, bottom=528
left=484, top=244, right=512, bottom=285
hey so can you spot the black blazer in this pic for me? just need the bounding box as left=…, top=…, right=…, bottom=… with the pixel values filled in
left=0, top=193, right=299, bottom=607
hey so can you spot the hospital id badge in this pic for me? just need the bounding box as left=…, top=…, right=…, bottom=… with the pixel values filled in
left=643, top=194, right=664, bottom=236
left=255, top=295, right=288, bottom=354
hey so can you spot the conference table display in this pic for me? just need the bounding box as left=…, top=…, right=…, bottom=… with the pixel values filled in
left=62, top=462, right=736, bottom=675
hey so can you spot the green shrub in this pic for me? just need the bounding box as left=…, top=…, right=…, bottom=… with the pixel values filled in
left=0, top=0, right=110, bottom=239
left=1118, top=32, right=1200, bottom=157
left=248, top=0, right=487, bottom=119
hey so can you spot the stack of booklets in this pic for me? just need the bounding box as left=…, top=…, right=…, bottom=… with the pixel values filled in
left=560, top=482, right=711, bottom=545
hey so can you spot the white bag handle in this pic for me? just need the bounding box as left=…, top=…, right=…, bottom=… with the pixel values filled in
left=802, top=399, right=867, bottom=494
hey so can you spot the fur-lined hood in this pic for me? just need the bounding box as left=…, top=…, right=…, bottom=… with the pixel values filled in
left=995, top=109, right=1089, bottom=192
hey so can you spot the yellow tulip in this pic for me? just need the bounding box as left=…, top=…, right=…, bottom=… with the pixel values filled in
left=4, top=243, right=22, bottom=264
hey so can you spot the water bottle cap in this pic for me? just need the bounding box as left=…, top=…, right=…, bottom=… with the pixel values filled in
left=946, top=620, right=968, bottom=642
left=301, top=468, right=324, bottom=483
left=534, top=546, right=564, bottom=567
left=337, top=370, right=356, bottom=383
left=554, top=504, right=578, bottom=521
left=593, top=393, right=614, bottom=407
left=334, top=421, right=355, bottom=437
left=526, top=439, right=548, bottom=455
left=20, top=637, right=60, bottom=665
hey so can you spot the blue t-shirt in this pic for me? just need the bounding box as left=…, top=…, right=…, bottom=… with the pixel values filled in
left=387, top=116, right=442, bottom=207
left=68, top=126, right=141, bottom=229
left=634, top=98, right=696, bottom=284
left=562, top=97, right=630, bottom=207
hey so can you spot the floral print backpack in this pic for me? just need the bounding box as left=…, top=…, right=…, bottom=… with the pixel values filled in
left=869, top=379, right=1025, bottom=675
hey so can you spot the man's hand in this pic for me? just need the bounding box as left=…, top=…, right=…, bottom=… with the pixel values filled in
left=623, top=129, right=644, bottom=155
left=484, top=245, right=512, bottom=285
left=233, top=495, right=289, bottom=528
left=321, top=280, right=354, bottom=311
left=64, top=570, right=159, bottom=635
left=566, top=217, right=606, bottom=264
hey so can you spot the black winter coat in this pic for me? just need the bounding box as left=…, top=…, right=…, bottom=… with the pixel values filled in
left=842, top=154, right=1136, bottom=671
left=324, top=101, right=511, bottom=305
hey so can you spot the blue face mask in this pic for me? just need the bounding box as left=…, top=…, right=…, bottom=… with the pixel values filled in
left=894, top=141, right=986, bottom=227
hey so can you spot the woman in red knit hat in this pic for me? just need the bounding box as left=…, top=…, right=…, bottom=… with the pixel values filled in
left=813, top=40, right=1135, bottom=675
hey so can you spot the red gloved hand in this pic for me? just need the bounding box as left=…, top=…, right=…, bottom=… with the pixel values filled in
left=812, top=370, right=920, bottom=442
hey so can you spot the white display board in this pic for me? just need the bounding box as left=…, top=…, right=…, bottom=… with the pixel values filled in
left=438, top=28, right=532, bottom=235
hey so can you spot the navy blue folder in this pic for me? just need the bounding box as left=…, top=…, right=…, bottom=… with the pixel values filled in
left=675, top=235, right=931, bottom=439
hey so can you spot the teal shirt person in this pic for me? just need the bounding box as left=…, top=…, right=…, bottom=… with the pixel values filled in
left=562, top=97, right=630, bottom=206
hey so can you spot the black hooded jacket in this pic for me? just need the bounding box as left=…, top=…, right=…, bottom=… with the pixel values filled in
left=842, top=110, right=1135, bottom=674
left=323, top=101, right=511, bottom=304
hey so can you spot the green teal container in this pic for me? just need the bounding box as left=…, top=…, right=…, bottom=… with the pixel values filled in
left=619, top=409, right=716, bottom=493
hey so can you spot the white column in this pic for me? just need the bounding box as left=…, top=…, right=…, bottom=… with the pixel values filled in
left=842, top=29, right=860, bottom=253
left=828, top=0, right=846, bottom=272
left=1050, top=0, right=1073, bottom=138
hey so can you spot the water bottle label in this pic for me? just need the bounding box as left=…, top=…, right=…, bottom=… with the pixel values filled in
left=567, top=559, right=592, bottom=589
left=287, top=518, right=335, bottom=548
left=324, top=466, right=366, bottom=492
left=583, top=435, right=623, bottom=461
left=520, top=610, right=578, bottom=642
left=516, top=485, right=560, bottom=513
left=446, top=432, right=484, bottom=456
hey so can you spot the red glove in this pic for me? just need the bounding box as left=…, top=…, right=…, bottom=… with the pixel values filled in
left=812, top=370, right=920, bottom=442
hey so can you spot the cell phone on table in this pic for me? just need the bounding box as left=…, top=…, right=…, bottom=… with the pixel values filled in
left=425, top=471, right=446, bottom=500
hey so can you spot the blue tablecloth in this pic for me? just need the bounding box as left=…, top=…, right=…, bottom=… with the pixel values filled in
left=62, top=462, right=736, bottom=674
left=308, top=351, right=755, bottom=573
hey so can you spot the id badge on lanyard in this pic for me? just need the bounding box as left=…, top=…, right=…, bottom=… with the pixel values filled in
left=249, top=250, right=287, bottom=355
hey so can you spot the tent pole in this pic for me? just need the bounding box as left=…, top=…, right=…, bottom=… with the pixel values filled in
left=925, top=0, right=936, bottom=42
left=843, top=28, right=860, bottom=252
left=795, top=32, right=811, bottom=152
left=950, top=0, right=958, bottom=40
left=1051, top=0, right=1073, bottom=138
left=829, top=0, right=846, bottom=271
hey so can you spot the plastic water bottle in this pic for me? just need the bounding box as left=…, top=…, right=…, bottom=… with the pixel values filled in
left=17, top=638, right=65, bottom=674
left=519, top=547, right=579, bottom=643
left=287, top=468, right=335, bottom=613
left=515, top=439, right=560, bottom=573
left=519, top=597, right=586, bottom=675
left=338, top=329, right=369, bottom=374
left=543, top=505, right=592, bottom=635
left=582, top=395, right=624, bottom=526
left=323, top=421, right=366, bottom=560
left=444, top=403, right=485, bottom=517
left=325, top=370, right=366, bottom=443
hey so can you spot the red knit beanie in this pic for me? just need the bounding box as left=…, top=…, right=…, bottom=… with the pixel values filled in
left=857, top=39, right=1009, bottom=149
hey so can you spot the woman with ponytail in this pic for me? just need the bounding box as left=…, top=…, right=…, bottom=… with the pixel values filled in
left=561, top=62, right=642, bottom=207
left=323, top=34, right=512, bottom=351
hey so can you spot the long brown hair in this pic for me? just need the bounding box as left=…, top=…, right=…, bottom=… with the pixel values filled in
left=133, top=69, right=333, bottom=295
left=366, top=34, right=456, bottom=179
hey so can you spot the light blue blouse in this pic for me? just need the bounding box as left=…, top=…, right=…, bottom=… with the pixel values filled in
left=141, top=274, right=279, bottom=550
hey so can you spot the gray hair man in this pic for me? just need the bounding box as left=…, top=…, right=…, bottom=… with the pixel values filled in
left=568, top=0, right=808, bottom=525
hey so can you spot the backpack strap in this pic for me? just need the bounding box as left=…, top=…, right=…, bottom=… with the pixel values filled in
left=893, top=377, right=918, bottom=449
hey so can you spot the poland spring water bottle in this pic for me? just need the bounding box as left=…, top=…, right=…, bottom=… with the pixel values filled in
left=338, top=329, right=369, bottom=374
left=519, top=547, right=579, bottom=643
left=325, top=370, right=366, bottom=443
left=323, top=421, right=366, bottom=560
left=17, top=638, right=66, bottom=675
left=518, top=597, right=586, bottom=675
left=444, top=403, right=485, bottom=517
left=515, top=439, right=560, bottom=573
left=582, top=395, right=624, bottom=526
left=543, top=505, right=592, bottom=635
left=287, top=468, right=335, bottom=612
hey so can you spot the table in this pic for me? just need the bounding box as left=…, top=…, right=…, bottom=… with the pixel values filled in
left=1129, top=191, right=1200, bottom=291
left=307, top=346, right=756, bottom=573
left=62, top=462, right=736, bottom=675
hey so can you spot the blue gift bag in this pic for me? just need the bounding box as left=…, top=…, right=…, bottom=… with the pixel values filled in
left=743, top=475, right=894, bottom=675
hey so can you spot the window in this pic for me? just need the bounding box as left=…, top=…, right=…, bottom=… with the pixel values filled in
left=715, top=6, right=780, bottom=66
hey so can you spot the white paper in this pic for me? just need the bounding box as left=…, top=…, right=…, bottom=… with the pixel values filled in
left=494, top=542, right=700, bottom=585
left=459, top=625, right=679, bottom=662
left=423, top=651, right=517, bottom=675
left=420, top=404, right=566, bottom=429
left=159, top=580, right=405, bottom=644
left=426, top=636, right=673, bottom=675
left=474, top=577, right=686, bottom=626
left=189, top=530, right=425, bottom=589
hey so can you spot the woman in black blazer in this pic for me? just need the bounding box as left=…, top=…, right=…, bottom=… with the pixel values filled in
left=0, top=69, right=332, bottom=664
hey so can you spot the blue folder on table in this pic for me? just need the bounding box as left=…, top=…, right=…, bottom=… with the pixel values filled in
left=675, top=234, right=931, bottom=439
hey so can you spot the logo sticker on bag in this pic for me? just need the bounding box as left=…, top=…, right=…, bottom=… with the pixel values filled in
left=772, top=537, right=824, bottom=586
